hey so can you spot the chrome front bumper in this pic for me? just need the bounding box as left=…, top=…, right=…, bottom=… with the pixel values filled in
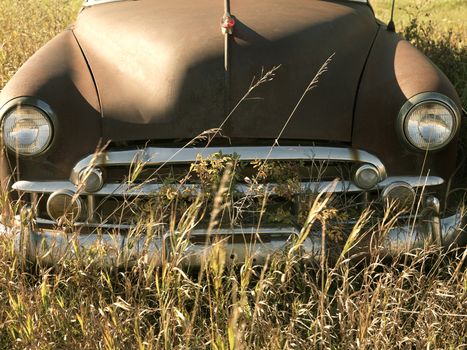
left=4, top=145, right=465, bottom=266
left=1, top=210, right=465, bottom=267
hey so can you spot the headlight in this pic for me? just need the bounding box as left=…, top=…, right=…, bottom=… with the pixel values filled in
left=1, top=101, right=53, bottom=156
left=398, top=93, right=460, bottom=151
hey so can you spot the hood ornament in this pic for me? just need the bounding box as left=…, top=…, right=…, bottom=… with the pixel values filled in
left=221, top=14, right=236, bottom=35
left=221, top=0, right=235, bottom=35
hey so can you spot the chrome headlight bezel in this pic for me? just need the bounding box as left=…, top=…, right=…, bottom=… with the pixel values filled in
left=0, top=97, right=56, bottom=157
left=397, top=92, right=461, bottom=151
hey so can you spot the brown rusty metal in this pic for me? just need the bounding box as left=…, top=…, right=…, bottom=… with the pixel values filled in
left=71, top=0, right=377, bottom=143
left=352, top=28, right=462, bottom=182
left=0, top=30, right=102, bottom=180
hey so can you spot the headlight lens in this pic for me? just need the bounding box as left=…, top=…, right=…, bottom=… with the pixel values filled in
left=405, top=102, right=454, bottom=150
left=399, top=93, right=460, bottom=151
left=2, top=105, right=53, bottom=155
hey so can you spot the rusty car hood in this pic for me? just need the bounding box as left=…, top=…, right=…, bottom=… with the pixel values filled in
left=73, top=0, right=378, bottom=143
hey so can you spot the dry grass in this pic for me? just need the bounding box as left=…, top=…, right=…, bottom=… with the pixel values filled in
left=0, top=0, right=81, bottom=88
left=372, top=0, right=466, bottom=34
left=0, top=154, right=466, bottom=349
left=0, top=232, right=465, bottom=349
left=0, top=1, right=466, bottom=349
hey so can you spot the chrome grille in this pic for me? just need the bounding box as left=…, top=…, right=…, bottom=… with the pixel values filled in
left=11, top=146, right=445, bottom=229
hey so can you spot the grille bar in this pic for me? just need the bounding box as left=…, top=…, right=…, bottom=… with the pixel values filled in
left=13, top=176, right=444, bottom=196
left=70, top=146, right=387, bottom=184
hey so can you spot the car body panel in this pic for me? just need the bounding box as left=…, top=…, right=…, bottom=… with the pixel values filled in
left=0, top=30, right=101, bottom=180
left=352, top=29, right=462, bottom=181
left=73, top=0, right=378, bottom=142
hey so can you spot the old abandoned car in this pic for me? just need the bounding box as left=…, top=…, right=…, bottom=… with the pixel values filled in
left=0, top=0, right=465, bottom=266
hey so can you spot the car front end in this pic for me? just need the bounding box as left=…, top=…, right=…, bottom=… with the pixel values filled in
left=0, top=0, right=465, bottom=266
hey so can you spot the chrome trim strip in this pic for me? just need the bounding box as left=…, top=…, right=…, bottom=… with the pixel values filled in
left=70, top=146, right=388, bottom=184
left=14, top=181, right=78, bottom=194
left=34, top=217, right=165, bottom=231
left=34, top=219, right=301, bottom=235
left=83, top=0, right=126, bottom=7
left=13, top=176, right=444, bottom=197
left=82, top=0, right=368, bottom=7
left=14, top=226, right=318, bottom=267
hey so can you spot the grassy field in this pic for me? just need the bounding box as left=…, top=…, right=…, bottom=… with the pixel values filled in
left=373, top=0, right=467, bottom=32
left=373, top=0, right=467, bottom=105
left=0, top=1, right=466, bottom=349
left=0, top=0, right=81, bottom=89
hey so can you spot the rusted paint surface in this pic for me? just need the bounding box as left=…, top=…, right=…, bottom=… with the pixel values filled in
left=73, top=0, right=377, bottom=142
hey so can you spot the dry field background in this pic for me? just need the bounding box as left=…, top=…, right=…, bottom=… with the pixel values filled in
left=0, top=1, right=466, bottom=349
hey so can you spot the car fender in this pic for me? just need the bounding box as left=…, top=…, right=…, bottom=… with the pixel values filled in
left=352, top=27, right=462, bottom=181
left=0, top=29, right=102, bottom=181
